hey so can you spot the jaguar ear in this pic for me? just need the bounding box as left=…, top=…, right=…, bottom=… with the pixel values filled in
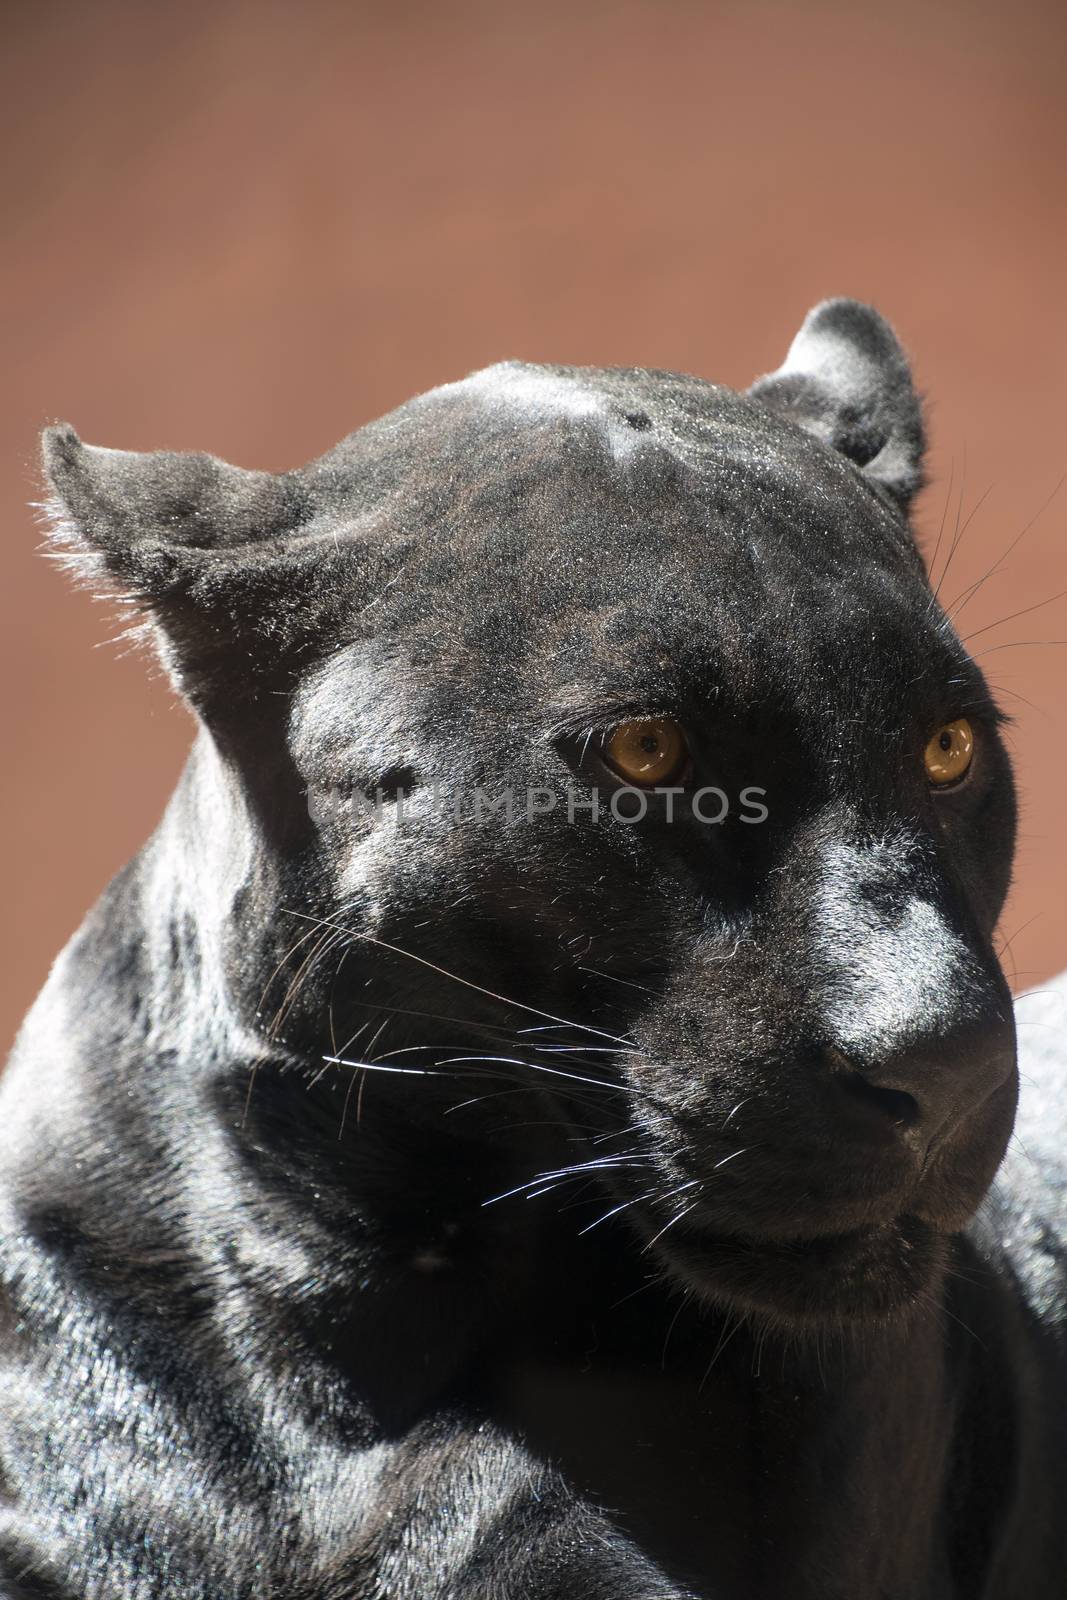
left=42, top=424, right=310, bottom=707
left=747, top=299, right=925, bottom=513
left=42, top=424, right=296, bottom=591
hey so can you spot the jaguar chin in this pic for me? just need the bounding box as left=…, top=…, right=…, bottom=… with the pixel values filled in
left=654, top=1215, right=946, bottom=1327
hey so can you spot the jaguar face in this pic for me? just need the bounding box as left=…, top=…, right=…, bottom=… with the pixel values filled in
left=44, top=300, right=1018, bottom=1329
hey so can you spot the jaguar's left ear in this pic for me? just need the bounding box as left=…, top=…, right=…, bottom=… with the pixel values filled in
left=747, top=298, right=925, bottom=514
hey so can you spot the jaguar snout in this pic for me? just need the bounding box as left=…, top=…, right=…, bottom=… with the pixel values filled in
left=635, top=1007, right=1018, bottom=1323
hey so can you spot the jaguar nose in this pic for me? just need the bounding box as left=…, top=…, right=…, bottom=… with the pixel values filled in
left=823, top=1021, right=1014, bottom=1154
left=830, top=1062, right=920, bottom=1132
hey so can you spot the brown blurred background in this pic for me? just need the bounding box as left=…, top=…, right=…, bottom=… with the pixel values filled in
left=2, top=0, right=1065, bottom=1050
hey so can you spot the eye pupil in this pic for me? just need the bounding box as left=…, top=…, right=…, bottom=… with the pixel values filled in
left=602, top=718, right=688, bottom=788
left=924, top=717, right=975, bottom=787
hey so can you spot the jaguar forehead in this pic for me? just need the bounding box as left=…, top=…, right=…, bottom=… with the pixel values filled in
left=456, top=363, right=607, bottom=422
left=444, top=362, right=659, bottom=464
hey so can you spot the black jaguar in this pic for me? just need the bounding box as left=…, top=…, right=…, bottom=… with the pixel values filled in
left=1, top=300, right=1064, bottom=1598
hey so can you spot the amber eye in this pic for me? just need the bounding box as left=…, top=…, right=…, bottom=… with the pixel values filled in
left=603, top=718, right=689, bottom=786
left=924, top=718, right=975, bottom=787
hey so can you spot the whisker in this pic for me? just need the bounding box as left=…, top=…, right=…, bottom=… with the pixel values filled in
left=431, top=1051, right=637, bottom=1097
left=269, top=927, right=348, bottom=1040
left=641, top=1193, right=701, bottom=1252
left=660, top=1290, right=691, bottom=1370
left=933, top=466, right=980, bottom=600
left=591, top=1116, right=661, bottom=1146
left=713, top=1146, right=753, bottom=1170
left=531, top=1044, right=640, bottom=1055
left=578, top=965, right=659, bottom=996
left=579, top=1181, right=694, bottom=1237
left=962, top=587, right=1067, bottom=646
left=324, top=1054, right=448, bottom=1078
left=971, top=638, right=1067, bottom=659
left=338, top=1060, right=360, bottom=1139
left=946, top=473, right=1064, bottom=622
left=923, top=455, right=955, bottom=589
left=333, top=996, right=547, bottom=1046
left=700, top=1313, right=744, bottom=1390
left=481, top=1154, right=655, bottom=1208
left=282, top=910, right=637, bottom=1049
left=256, top=922, right=326, bottom=1019
left=932, top=465, right=969, bottom=599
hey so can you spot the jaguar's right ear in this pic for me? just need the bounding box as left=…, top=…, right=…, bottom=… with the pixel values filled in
left=42, top=425, right=312, bottom=707
left=42, top=423, right=299, bottom=590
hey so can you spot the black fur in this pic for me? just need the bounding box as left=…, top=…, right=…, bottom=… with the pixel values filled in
left=2, top=300, right=1064, bottom=1597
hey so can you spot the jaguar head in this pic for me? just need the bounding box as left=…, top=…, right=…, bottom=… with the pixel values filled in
left=44, top=299, right=1017, bottom=1328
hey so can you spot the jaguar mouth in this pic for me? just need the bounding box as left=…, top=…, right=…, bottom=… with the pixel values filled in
left=648, top=1213, right=946, bottom=1327
left=616, top=1068, right=1016, bottom=1327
